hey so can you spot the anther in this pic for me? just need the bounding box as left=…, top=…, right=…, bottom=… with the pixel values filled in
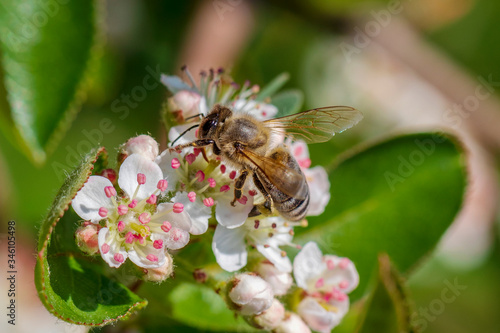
left=173, top=203, right=184, bottom=213
left=98, top=207, right=108, bottom=217
left=117, top=221, right=125, bottom=232
left=161, top=221, right=172, bottom=232
left=196, top=170, right=205, bottom=182
left=171, top=158, right=181, bottom=169
left=203, top=197, right=215, bottom=207
left=117, top=205, right=128, bottom=215
left=139, top=212, right=151, bottom=224
left=114, top=253, right=124, bottom=263
left=147, top=194, right=157, bottom=205
left=104, top=186, right=116, bottom=198
left=153, top=240, right=163, bottom=249
left=157, top=179, right=168, bottom=192
left=186, top=153, right=196, bottom=164
left=137, top=173, right=146, bottom=185
left=208, top=178, right=216, bottom=188
left=229, top=171, right=236, bottom=179
left=146, top=254, right=158, bottom=262
left=219, top=185, right=230, bottom=192
left=101, top=243, right=110, bottom=254
left=188, top=191, right=196, bottom=202
left=128, top=199, right=138, bottom=208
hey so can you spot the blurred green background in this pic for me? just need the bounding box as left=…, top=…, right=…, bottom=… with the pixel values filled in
left=1, top=0, right=499, bottom=332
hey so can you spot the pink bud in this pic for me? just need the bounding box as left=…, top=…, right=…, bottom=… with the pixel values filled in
left=75, top=224, right=99, bottom=255
left=254, top=261, right=293, bottom=296
left=144, top=253, right=174, bottom=282
left=249, top=299, right=285, bottom=330
left=100, top=169, right=117, bottom=183
left=228, top=273, right=274, bottom=316
left=123, top=135, right=159, bottom=161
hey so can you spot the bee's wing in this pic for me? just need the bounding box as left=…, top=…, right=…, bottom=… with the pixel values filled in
left=240, top=149, right=306, bottom=200
left=264, top=106, right=363, bottom=144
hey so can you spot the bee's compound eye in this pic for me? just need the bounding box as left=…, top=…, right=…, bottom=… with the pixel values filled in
left=202, top=119, right=217, bottom=133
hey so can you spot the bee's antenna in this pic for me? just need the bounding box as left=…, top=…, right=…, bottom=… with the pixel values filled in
left=184, top=113, right=204, bottom=121
left=171, top=124, right=199, bottom=147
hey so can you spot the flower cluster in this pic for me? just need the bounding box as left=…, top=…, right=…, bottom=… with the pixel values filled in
left=70, top=69, right=359, bottom=332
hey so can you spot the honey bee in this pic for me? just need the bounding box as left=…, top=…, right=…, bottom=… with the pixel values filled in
left=169, top=104, right=363, bottom=221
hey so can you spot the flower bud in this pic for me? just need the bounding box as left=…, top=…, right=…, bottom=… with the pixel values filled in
left=168, top=90, right=201, bottom=119
left=122, top=135, right=159, bottom=161
left=274, top=312, right=311, bottom=333
left=246, top=299, right=285, bottom=330
left=228, top=273, right=274, bottom=316
left=255, top=260, right=293, bottom=296
left=143, top=253, right=174, bottom=282
left=75, top=224, right=99, bottom=255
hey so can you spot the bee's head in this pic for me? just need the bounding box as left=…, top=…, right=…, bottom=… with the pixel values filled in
left=198, top=104, right=232, bottom=139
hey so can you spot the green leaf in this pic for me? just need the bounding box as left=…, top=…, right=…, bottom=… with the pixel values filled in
left=271, top=89, right=304, bottom=117
left=0, top=0, right=99, bottom=164
left=355, top=254, right=416, bottom=333
left=297, top=133, right=467, bottom=301
left=168, top=283, right=256, bottom=332
left=255, top=72, right=289, bottom=101
left=35, top=147, right=147, bottom=326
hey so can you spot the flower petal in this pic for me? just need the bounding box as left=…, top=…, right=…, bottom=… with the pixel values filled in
left=215, top=192, right=254, bottom=228
left=305, top=166, right=331, bottom=216
left=297, top=297, right=347, bottom=333
left=98, top=228, right=128, bottom=268
left=256, top=244, right=292, bottom=273
left=168, top=123, right=198, bottom=147
left=156, top=227, right=190, bottom=250
left=173, top=192, right=211, bottom=235
left=128, top=242, right=166, bottom=269
left=153, top=203, right=192, bottom=231
left=212, top=224, right=247, bottom=272
left=155, top=150, right=181, bottom=192
left=72, top=176, right=114, bottom=223
left=118, top=154, right=163, bottom=201
left=293, top=242, right=325, bottom=289
left=161, top=74, right=195, bottom=94
left=322, top=255, right=359, bottom=293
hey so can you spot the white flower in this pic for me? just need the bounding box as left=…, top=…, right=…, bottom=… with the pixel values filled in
left=156, top=148, right=254, bottom=235
left=168, top=90, right=202, bottom=119
left=249, top=299, right=285, bottom=330
left=72, top=153, right=192, bottom=269
left=228, top=273, right=274, bottom=316
left=293, top=242, right=359, bottom=333
left=287, top=139, right=331, bottom=216
left=213, top=216, right=300, bottom=272
left=232, top=99, right=278, bottom=120
left=122, top=134, right=159, bottom=161
left=255, top=260, right=293, bottom=296
left=274, top=313, right=311, bottom=333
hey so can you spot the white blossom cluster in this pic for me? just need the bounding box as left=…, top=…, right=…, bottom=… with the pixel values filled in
left=71, top=69, right=358, bottom=332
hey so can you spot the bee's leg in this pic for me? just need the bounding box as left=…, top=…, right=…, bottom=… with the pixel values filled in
left=231, top=170, right=249, bottom=207
left=250, top=173, right=273, bottom=214
left=200, top=147, right=210, bottom=162
left=168, top=139, right=215, bottom=153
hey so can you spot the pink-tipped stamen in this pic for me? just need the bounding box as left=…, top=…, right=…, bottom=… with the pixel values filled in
left=98, top=207, right=108, bottom=217
left=229, top=170, right=236, bottom=180
left=147, top=194, right=157, bottom=205
left=139, top=212, right=151, bottom=224
left=171, top=158, right=181, bottom=169
left=208, top=178, right=216, bottom=188
left=196, top=170, right=205, bottom=182
left=101, top=243, right=110, bottom=254
left=104, top=186, right=117, bottom=198
left=254, top=220, right=260, bottom=229
left=327, top=259, right=335, bottom=270
left=125, top=232, right=135, bottom=244
left=220, top=185, right=230, bottom=192
left=114, top=253, right=125, bottom=263
left=146, top=254, right=158, bottom=262
left=339, top=280, right=349, bottom=289
left=157, top=179, right=168, bottom=192
left=203, top=197, right=215, bottom=207
left=153, top=239, right=163, bottom=249
left=117, top=221, right=125, bottom=232
left=188, top=191, right=196, bottom=202
left=315, top=278, right=325, bottom=289
left=238, top=195, right=248, bottom=205
left=173, top=203, right=184, bottom=213
left=249, top=190, right=257, bottom=196
left=339, top=258, right=350, bottom=269
left=137, top=173, right=146, bottom=185
left=161, top=221, right=172, bottom=232
left=117, top=205, right=128, bottom=215
left=128, top=199, right=138, bottom=208
left=186, top=153, right=196, bottom=164
left=220, top=164, right=226, bottom=173
left=299, top=158, right=311, bottom=169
